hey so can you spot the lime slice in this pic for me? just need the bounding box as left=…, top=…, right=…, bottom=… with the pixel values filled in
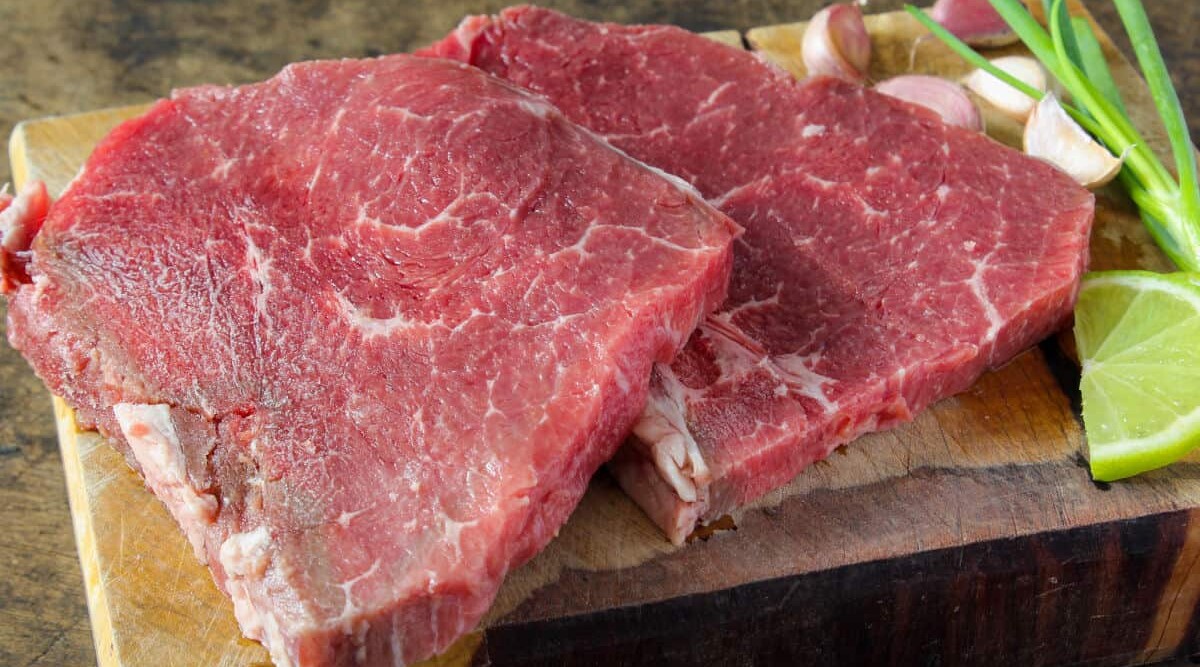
left=1075, top=270, right=1200, bottom=481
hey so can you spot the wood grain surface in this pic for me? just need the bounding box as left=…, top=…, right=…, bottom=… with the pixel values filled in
left=2, top=2, right=1199, bottom=667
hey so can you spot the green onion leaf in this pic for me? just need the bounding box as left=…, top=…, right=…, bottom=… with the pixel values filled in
left=1044, top=0, right=1172, bottom=194
left=1113, top=0, right=1200, bottom=229
left=1049, top=0, right=1084, bottom=73
left=1071, top=16, right=1126, bottom=116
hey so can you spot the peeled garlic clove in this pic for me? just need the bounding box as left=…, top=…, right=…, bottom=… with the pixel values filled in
left=875, top=75, right=983, bottom=131
left=802, top=3, right=872, bottom=82
left=929, top=0, right=1019, bottom=47
left=1024, top=93, right=1123, bottom=188
left=963, top=56, right=1047, bottom=122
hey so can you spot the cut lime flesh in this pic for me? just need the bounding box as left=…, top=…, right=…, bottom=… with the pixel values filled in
left=1074, top=271, right=1200, bottom=481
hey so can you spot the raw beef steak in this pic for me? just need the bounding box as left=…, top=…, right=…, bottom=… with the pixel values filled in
left=424, top=7, right=1094, bottom=543
left=2, top=55, right=739, bottom=664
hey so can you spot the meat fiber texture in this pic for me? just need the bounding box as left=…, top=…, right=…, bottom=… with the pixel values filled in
left=1, top=55, right=739, bottom=665
left=423, top=6, right=1095, bottom=544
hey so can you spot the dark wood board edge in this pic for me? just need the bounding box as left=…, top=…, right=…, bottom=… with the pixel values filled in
left=469, top=509, right=1200, bottom=667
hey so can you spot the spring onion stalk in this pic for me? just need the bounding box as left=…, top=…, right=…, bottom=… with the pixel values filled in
left=907, top=0, right=1200, bottom=272
left=1069, top=16, right=1126, bottom=115
left=1113, top=0, right=1200, bottom=248
left=1044, top=0, right=1083, bottom=78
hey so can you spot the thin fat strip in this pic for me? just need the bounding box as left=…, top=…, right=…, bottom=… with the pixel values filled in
left=421, top=6, right=1094, bottom=544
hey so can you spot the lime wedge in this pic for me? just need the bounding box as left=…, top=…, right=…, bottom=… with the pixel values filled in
left=1075, top=270, right=1200, bottom=481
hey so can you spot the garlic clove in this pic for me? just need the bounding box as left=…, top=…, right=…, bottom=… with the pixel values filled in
left=929, top=0, right=1019, bottom=48
left=1024, top=93, right=1124, bottom=188
left=963, top=55, right=1047, bottom=122
left=875, top=75, right=983, bottom=131
left=802, top=3, right=872, bottom=82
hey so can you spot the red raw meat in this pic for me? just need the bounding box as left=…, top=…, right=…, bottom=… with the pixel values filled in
left=424, top=6, right=1094, bottom=544
left=2, top=55, right=738, bottom=664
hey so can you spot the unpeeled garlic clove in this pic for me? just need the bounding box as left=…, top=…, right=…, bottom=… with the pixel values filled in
left=929, top=0, right=1019, bottom=48
left=802, top=3, right=872, bottom=82
left=875, top=75, right=983, bottom=131
left=962, top=55, right=1047, bottom=122
left=1024, top=93, right=1123, bottom=188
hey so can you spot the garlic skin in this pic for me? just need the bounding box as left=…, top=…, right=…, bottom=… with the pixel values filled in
left=875, top=75, right=983, bottom=131
left=1024, top=93, right=1124, bottom=188
left=929, top=0, right=1019, bottom=47
left=802, top=3, right=872, bottom=82
left=963, top=56, right=1047, bottom=122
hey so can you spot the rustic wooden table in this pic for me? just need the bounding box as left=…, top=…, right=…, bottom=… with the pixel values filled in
left=0, top=1, right=1195, bottom=665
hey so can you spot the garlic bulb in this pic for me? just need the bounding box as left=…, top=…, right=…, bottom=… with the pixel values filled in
left=929, top=0, right=1019, bottom=48
left=875, top=75, right=983, bottom=131
left=802, top=3, right=872, bottom=82
left=1024, top=93, right=1124, bottom=188
left=963, top=56, right=1047, bottom=122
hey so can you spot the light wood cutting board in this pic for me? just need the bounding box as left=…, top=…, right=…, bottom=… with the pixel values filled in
left=10, top=7, right=1200, bottom=666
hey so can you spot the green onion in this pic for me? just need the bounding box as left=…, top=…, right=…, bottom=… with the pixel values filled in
left=1113, top=0, right=1200, bottom=248
left=1045, top=0, right=1083, bottom=75
left=905, top=0, right=1200, bottom=272
left=1070, top=16, right=1126, bottom=115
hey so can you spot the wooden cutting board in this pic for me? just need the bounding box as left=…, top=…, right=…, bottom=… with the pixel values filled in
left=11, top=6, right=1200, bottom=666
